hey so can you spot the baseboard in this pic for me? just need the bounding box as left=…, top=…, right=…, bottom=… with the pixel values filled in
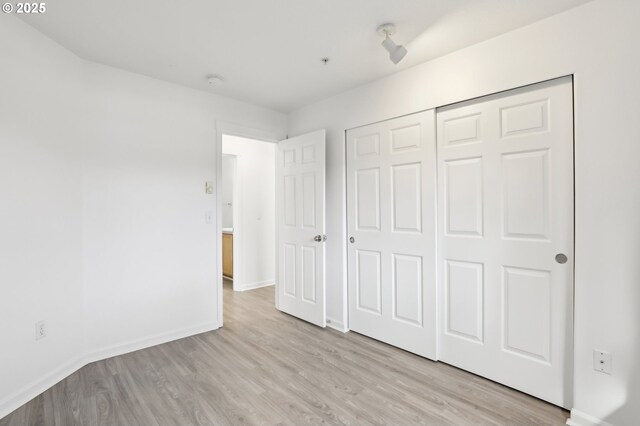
left=234, top=280, right=274, bottom=292
left=0, top=354, right=85, bottom=420
left=84, top=321, right=219, bottom=364
left=326, top=316, right=348, bottom=333
left=566, top=409, right=613, bottom=426
left=0, top=321, right=219, bottom=420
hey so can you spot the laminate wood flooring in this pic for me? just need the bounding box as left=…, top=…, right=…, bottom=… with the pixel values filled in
left=1, top=281, right=569, bottom=425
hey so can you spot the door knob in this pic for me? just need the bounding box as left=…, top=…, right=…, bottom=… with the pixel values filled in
left=349, top=236, right=355, bottom=243
left=555, top=253, right=568, bottom=264
left=314, top=234, right=327, bottom=242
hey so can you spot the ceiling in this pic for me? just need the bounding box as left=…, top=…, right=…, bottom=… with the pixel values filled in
left=20, top=0, right=592, bottom=112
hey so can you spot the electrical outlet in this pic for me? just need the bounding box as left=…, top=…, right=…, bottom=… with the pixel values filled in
left=35, top=320, right=46, bottom=340
left=593, top=350, right=612, bottom=374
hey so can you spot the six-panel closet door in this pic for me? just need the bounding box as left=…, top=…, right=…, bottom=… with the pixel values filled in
left=436, top=77, right=574, bottom=408
left=346, top=110, right=437, bottom=360
left=345, top=77, right=574, bottom=408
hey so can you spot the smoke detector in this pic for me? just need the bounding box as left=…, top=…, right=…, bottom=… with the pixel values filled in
left=207, top=75, right=224, bottom=86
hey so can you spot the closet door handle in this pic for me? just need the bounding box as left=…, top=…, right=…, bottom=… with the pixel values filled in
left=555, top=253, right=568, bottom=264
left=314, top=234, right=327, bottom=242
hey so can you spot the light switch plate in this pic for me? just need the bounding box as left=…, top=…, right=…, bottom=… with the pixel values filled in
left=593, top=350, right=612, bottom=374
left=205, top=181, right=214, bottom=194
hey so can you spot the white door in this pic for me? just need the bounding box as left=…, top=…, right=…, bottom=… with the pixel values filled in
left=346, top=111, right=437, bottom=359
left=276, top=130, right=326, bottom=327
left=436, top=77, right=574, bottom=407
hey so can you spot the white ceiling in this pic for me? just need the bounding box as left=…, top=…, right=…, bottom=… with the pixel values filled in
left=20, top=0, right=591, bottom=112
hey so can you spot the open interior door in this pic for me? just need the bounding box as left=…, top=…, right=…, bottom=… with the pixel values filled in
left=275, top=130, right=326, bottom=327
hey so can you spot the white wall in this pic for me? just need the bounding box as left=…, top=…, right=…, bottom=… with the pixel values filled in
left=287, top=1, right=640, bottom=424
left=0, top=15, right=86, bottom=417
left=222, top=136, right=276, bottom=291
left=222, top=155, right=236, bottom=229
left=80, top=62, right=284, bottom=355
left=0, top=14, right=286, bottom=419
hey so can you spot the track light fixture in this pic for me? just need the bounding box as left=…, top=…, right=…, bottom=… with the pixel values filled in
left=377, top=23, right=407, bottom=64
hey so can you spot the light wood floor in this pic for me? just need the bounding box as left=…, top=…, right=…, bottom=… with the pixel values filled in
left=1, top=281, right=569, bottom=425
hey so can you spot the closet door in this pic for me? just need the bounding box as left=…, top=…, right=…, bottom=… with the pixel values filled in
left=346, top=110, right=437, bottom=359
left=436, top=77, right=574, bottom=407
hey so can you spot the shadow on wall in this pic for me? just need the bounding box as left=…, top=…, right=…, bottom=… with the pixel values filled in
left=600, top=353, right=639, bottom=425
left=602, top=284, right=640, bottom=425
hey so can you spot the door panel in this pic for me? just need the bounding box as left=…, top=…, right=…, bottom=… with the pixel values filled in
left=392, top=254, right=423, bottom=325
left=302, top=174, right=316, bottom=228
left=502, top=150, right=549, bottom=239
left=436, top=77, right=574, bottom=408
left=276, top=130, right=326, bottom=327
left=391, top=163, right=422, bottom=232
left=347, top=110, right=437, bottom=359
left=503, top=266, right=551, bottom=362
left=356, top=250, right=382, bottom=314
left=444, top=157, right=483, bottom=236
left=301, top=246, right=316, bottom=302
left=446, top=260, right=483, bottom=343
left=356, top=168, right=381, bottom=230
left=283, top=244, right=296, bottom=296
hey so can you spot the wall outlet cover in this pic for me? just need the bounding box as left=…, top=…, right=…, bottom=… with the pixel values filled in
left=593, top=350, right=612, bottom=374
left=35, top=320, right=46, bottom=340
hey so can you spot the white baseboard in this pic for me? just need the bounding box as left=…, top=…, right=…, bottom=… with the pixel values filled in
left=0, top=354, right=85, bottom=420
left=326, top=316, right=348, bottom=333
left=234, top=280, right=274, bottom=292
left=0, top=321, right=219, bottom=420
left=567, top=409, right=613, bottom=426
left=84, top=321, right=219, bottom=364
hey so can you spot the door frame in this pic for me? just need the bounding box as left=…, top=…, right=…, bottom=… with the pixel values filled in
left=215, top=121, right=280, bottom=328
left=343, top=76, right=576, bottom=392
left=221, top=153, right=238, bottom=286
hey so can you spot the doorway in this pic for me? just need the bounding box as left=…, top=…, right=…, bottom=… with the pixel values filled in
left=220, top=134, right=277, bottom=295
left=221, top=154, right=236, bottom=286
left=215, top=124, right=327, bottom=329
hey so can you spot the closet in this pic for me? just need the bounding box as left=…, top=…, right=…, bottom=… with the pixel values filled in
left=346, top=77, right=574, bottom=408
left=346, top=110, right=437, bottom=359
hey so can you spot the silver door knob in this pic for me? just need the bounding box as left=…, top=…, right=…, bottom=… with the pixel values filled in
left=314, top=234, right=327, bottom=242
left=349, top=236, right=355, bottom=243
left=555, top=253, right=568, bottom=264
